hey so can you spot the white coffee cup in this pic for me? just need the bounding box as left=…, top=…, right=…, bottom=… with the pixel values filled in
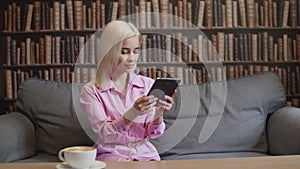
left=58, top=146, right=96, bottom=169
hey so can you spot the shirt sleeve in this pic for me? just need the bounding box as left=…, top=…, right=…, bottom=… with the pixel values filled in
left=144, top=111, right=166, bottom=139
left=80, top=84, right=130, bottom=144
left=146, top=121, right=166, bottom=139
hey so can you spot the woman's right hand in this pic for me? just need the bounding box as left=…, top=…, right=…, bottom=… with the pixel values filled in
left=123, top=95, right=158, bottom=124
left=133, top=95, right=158, bottom=115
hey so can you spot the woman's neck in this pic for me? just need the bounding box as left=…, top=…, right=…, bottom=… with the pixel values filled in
left=112, top=73, right=129, bottom=94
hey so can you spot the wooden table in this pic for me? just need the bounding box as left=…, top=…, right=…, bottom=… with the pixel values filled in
left=1, top=155, right=300, bottom=169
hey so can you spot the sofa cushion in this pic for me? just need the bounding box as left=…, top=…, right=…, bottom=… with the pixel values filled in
left=0, top=112, right=35, bottom=162
left=151, top=71, right=286, bottom=159
left=16, top=78, right=94, bottom=155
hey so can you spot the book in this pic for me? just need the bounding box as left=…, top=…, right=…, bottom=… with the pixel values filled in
left=289, top=0, right=297, bottom=27
left=60, top=3, right=66, bottom=30
left=34, top=1, right=41, bottom=31
left=268, top=35, right=274, bottom=61
left=45, top=35, right=52, bottom=64
left=272, top=2, right=277, bottom=27
left=243, top=33, right=249, bottom=61
left=246, top=0, right=255, bottom=28
left=213, top=0, right=219, bottom=27
left=152, top=0, right=160, bottom=28
left=282, top=1, right=290, bottom=27
left=53, top=1, right=60, bottom=30
left=110, top=2, right=119, bottom=22
left=252, top=34, right=258, bottom=61
left=262, top=32, right=268, bottom=61
left=66, top=0, right=74, bottom=30
left=228, top=34, right=234, bottom=61
left=74, top=0, right=83, bottom=30
left=205, top=0, right=213, bottom=28
left=91, top=2, right=96, bottom=29
left=268, top=0, right=273, bottom=27
left=197, top=1, right=205, bottom=28
left=118, top=0, right=126, bottom=19
left=139, top=0, right=146, bottom=28
left=182, top=0, right=187, bottom=28
left=217, top=32, right=225, bottom=61
left=238, top=0, right=246, bottom=27
left=263, top=0, right=269, bottom=27
left=25, top=4, right=33, bottom=31
left=25, top=38, right=31, bottom=64
left=278, top=38, right=283, bottom=61
left=5, top=70, right=13, bottom=99
left=55, top=36, right=61, bottom=63
left=147, top=2, right=152, bottom=28
left=233, top=0, right=238, bottom=27
left=225, top=0, right=233, bottom=27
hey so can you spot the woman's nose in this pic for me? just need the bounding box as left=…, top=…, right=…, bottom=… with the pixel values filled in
left=127, top=52, right=137, bottom=60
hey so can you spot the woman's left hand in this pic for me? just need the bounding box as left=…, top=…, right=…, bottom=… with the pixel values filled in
left=156, top=95, right=174, bottom=112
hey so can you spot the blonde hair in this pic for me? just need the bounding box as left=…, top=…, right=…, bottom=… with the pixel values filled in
left=94, top=20, right=140, bottom=89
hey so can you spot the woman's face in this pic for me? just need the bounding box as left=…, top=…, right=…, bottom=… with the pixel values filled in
left=116, top=36, right=140, bottom=73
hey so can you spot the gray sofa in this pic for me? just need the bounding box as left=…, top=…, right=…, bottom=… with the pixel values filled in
left=0, top=71, right=300, bottom=162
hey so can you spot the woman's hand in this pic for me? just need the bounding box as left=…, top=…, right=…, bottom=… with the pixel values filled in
left=133, top=95, right=158, bottom=115
left=124, top=95, right=158, bottom=124
left=156, top=95, right=174, bottom=111
left=153, top=90, right=176, bottom=124
left=156, top=89, right=176, bottom=112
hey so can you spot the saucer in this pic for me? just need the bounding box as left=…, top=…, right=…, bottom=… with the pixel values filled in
left=56, top=161, right=107, bottom=169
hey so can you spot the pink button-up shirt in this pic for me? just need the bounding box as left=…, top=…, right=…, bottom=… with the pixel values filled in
left=80, top=73, right=165, bottom=161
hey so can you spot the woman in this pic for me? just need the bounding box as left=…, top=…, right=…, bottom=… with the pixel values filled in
left=80, top=20, right=174, bottom=161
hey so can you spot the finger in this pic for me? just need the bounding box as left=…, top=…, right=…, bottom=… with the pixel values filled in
left=144, top=96, right=158, bottom=106
left=140, top=101, right=157, bottom=112
left=157, top=100, right=171, bottom=109
left=171, top=89, right=177, bottom=97
left=134, top=96, right=156, bottom=110
left=164, top=95, right=174, bottom=104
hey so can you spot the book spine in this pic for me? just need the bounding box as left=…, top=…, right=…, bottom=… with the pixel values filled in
left=238, top=0, right=246, bottom=27
left=282, top=1, right=290, bottom=27
left=289, top=0, right=297, bottom=27
left=205, top=0, right=213, bottom=28
left=197, top=1, right=205, bottom=28
left=225, top=0, right=233, bottom=27
left=66, top=0, right=74, bottom=30
left=25, top=4, right=33, bottom=31
left=60, top=3, right=65, bottom=30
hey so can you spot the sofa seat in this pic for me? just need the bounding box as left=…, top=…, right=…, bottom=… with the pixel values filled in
left=161, top=152, right=268, bottom=160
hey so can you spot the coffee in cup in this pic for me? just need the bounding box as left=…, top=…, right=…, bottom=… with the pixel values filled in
left=58, top=146, right=96, bottom=169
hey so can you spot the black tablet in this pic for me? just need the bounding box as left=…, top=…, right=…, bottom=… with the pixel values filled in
left=147, top=78, right=181, bottom=101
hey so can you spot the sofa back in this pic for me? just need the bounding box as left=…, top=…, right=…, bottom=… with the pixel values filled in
left=151, top=71, right=286, bottom=159
left=16, top=71, right=286, bottom=159
left=16, top=79, right=94, bottom=155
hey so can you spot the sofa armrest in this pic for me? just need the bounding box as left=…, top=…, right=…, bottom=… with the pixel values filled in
left=0, top=112, right=36, bottom=162
left=267, top=106, right=300, bottom=155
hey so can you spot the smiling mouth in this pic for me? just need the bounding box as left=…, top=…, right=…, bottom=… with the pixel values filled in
left=125, top=64, right=135, bottom=67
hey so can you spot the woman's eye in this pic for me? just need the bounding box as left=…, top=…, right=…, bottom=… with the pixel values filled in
left=133, top=48, right=140, bottom=54
left=121, top=49, right=129, bottom=55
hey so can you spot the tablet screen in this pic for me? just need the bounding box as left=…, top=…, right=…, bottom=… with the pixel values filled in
left=147, top=78, right=181, bottom=101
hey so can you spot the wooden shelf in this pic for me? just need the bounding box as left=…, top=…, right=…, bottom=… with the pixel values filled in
left=1, top=0, right=300, bottom=113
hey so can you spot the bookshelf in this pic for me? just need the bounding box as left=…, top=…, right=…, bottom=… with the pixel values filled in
left=1, top=0, right=300, bottom=114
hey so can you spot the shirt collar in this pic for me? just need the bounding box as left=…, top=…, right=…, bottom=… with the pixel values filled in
left=99, top=73, right=144, bottom=92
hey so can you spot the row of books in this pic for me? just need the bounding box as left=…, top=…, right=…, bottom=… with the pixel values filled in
left=4, top=32, right=300, bottom=66
left=3, top=0, right=300, bottom=32
left=139, top=33, right=300, bottom=63
left=137, top=65, right=300, bottom=95
left=5, top=65, right=300, bottom=100
left=5, top=34, right=97, bottom=66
